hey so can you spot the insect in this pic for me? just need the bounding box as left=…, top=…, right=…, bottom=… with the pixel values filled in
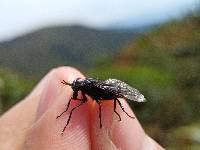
left=56, top=78, right=146, bottom=134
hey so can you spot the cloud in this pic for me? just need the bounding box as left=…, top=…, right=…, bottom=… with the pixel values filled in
left=0, top=0, right=198, bottom=40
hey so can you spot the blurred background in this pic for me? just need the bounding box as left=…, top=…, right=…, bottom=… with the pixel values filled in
left=0, top=0, right=199, bottom=149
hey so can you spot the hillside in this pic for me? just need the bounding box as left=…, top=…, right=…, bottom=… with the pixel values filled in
left=0, top=25, right=136, bottom=78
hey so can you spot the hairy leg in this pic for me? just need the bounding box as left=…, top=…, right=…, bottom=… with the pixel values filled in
left=97, top=102, right=102, bottom=128
left=116, top=98, right=135, bottom=119
left=114, top=99, right=121, bottom=121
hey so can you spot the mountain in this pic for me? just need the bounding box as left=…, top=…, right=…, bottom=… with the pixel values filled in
left=0, top=25, right=137, bottom=78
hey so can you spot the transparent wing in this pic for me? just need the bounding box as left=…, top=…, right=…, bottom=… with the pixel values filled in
left=104, top=79, right=146, bottom=102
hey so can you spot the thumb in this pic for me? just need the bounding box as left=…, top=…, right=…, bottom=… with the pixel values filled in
left=24, top=67, right=91, bottom=150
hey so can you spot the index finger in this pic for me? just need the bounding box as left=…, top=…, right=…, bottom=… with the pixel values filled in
left=90, top=99, right=165, bottom=150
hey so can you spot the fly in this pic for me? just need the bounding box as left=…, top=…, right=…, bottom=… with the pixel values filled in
left=56, top=77, right=146, bottom=134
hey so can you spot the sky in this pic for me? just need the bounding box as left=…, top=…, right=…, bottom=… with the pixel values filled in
left=0, top=0, right=198, bottom=41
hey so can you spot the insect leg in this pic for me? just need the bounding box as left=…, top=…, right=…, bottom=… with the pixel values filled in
left=56, top=90, right=79, bottom=119
left=97, top=101, right=102, bottom=128
left=82, top=92, right=87, bottom=102
left=56, top=98, right=73, bottom=119
left=61, top=92, right=87, bottom=134
left=62, top=100, right=86, bottom=134
left=114, top=99, right=121, bottom=121
left=115, top=98, right=135, bottom=119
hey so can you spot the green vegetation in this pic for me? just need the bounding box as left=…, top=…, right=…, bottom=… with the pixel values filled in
left=88, top=15, right=200, bottom=148
left=0, top=68, right=35, bottom=113
left=0, top=15, right=199, bottom=149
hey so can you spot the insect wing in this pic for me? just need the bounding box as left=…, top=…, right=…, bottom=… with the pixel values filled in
left=104, top=79, right=146, bottom=102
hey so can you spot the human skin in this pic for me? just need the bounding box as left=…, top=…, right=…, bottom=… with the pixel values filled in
left=0, top=66, right=165, bottom=150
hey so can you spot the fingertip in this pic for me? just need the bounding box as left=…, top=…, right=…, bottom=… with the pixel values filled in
left=111, top=99, right=147, bottom=150
left=24, top=66, right=91, bottom=149
left=90, top=100, right=118, bottom=150
left=36, top=66, right=84, bottom=120
left=142, top=136, right=165, bottom=150
left=90, top=99, right=147, bottom=150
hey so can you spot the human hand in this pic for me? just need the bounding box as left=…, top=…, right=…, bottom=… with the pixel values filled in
left=0, top=67, right=165, bottom=150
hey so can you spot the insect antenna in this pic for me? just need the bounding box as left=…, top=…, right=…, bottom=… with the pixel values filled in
left=61, top=80, right=72, bottom=86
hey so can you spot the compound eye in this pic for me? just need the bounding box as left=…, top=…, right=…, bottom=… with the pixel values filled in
left=76, top=77, right=84, bottom=82
left=76, top=77, right=81, bottom=81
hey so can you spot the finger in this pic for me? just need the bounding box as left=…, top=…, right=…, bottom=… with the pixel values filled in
left=90, top=99, right=164, bottom=150
left=0, top=67, right=58, bottom=150
left=24, top=67, right=91, bottom=150
left=0, top=66, right=83, bottom=150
